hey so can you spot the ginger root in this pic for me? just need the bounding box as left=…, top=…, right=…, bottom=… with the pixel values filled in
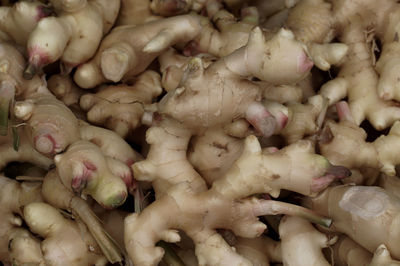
left=24, top=202, right=108, bottom=266
left=79, top=70, right=162, bottom=138
left=24, top=0, right=120, bottom=78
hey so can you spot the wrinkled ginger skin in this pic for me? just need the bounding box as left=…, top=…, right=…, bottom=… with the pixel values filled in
left=74, top=14, right=203, bottom=88
left=188, top=127, right=244, bottom=185
left=116, top=0, right=160, bottom=26
left=307, top=185, right=400, bottom=259
left=0, top=176, right=44, bottom=265
left=330, top=235, right=372, bottom=266
left=0, top=1, right=51, bottom=45
left=54, top=140, right=128, bottom=209
left=26, top=0, right=120, bottom=74
left=126, top=136, right=343, bottom=266
left=279, top=216, right=336, bottom=266
left=0, top=126, right=53, bottom=171
left=0, top=42, right=45, bottom=98
left=41, top=170, right=124, bottom=264
left=79, top=70, right=162, bottom=138
left=158, top=27, right=312, bottom=132
left=47, top=74, right=83, bottom=107
left=24, top=202, right=107, bottom=266
left=132, top=118, right=207, bottom=197
left=14, top=93, right=80, bottom=155
left=234, top=236, right=282, bottom=266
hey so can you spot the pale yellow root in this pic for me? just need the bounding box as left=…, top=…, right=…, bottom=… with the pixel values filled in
left=126, top=136, right=339, bottom=265
left=79, top=70, right=163, bottom=138
left=47, top=74, right=84, bottom=107
left=188, top=126, right=244, bottom=185
left=74, top=14, right=204, bottom=88
left=41, top=170, right=124, bottom=264
left=54, top=140, right=128, bottom=209
left=307, top=185, right=400, bottom=259
left=158, top=27, right=312, bottom=134
left=24, top=202, right=108, bottom=266
left=26, top=0, right=120, bottom=74
left=330, top=235, right=372, bottom=266
left=14, top=92, right=80, bottom=155
left=318, top=103, right=400, bottom=176
left=132, top=118, right=207, bottom=197
left=370, top=244, right=400, bottom=266
left=0, top=126, right=53, bottom=171
left=0, top=175, right=44, bottom=265
left=279, top=216, right=337, bottom=266
left=0, top=1, right=51, bottom=45
left=117, top=0, right=161, bottom=26
left=235, top=236, right=282, bottom=266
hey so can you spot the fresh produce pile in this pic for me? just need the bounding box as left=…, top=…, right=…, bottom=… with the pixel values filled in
left=2, top=0, right=400, bottom=265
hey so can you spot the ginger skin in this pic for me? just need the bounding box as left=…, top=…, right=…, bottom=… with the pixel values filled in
left=307, top=185, right=400, bottom=260
left=24, top=202, right=107, bottom=266
left=80, top=70, right=163, bottom=138
left=42, top=170, right=124, bottom=264
left=319, top=101, right=400, bottom=176
left=158, top=27, right=313, bottom=136
left=0, top=175, right=44, bottom=265
left=24, top=0, right=120, bottom=78
left=126, top=135, right=346, bottom=265
left=54, top=140, right=128, bottom=209
left=279, top=216, right=337, bottom=266
left=330, top=235, right=372, bottom=266
left=74, top=14, right=204, bottom=88
left=0, top=1, right=51, bottom=46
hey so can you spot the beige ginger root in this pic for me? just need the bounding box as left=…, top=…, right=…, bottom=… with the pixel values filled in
left=54, top=140, right=128, bottom=208
left=126, top=135, right=347, bottom=265
left=24, top=202, right=108, bottom=266
left=158, top=27, right=313, bottom=137
left=41, top=170, right=124, bottom=264
left=116, top=0, right=160, bottom=26
left=74, top=14, right=204, bottom=88
left=279, top=216, right=337, bottom=266
left=319, top=101, right=400, bottom=176
left=0, top=175, right=44, bottom=265
left=47, top=73, right=84, bottom=107
left=306, top=185, right=400, bottom=259
left=14, top=92, right=80, bottom=155
left=188, top=126, right=244, bottom=185
left=0, top=41, right=46, bottom=135
left=370, top=244, right=400, bottom=266
left=79, top=70, right=162, bottom=138
left=234, top=236, right=282, bottom=266
left=0, top=1, right=51, bottom=46
left=330, top=235, right=373, bottom=266
left=0, top=126, right=53, bottom=171
left=24, top=0, right=120, bottom=78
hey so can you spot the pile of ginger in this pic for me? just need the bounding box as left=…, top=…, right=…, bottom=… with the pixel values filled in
left=3, top=0, right=400, bottom=265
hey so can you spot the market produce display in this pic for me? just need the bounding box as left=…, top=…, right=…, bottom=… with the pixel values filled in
left=2, top=0, right=400, bottom=265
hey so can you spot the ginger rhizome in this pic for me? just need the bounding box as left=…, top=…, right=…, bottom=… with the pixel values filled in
left=14, top=92, right=80, bottom=155
left=330, top=235, right=373, bottom=266
left=158, top=27, right=313, bottom=136
left=54, top=140, right=128, bottom=208
left=279, top=216, right=337, bottom=266
left=41, top=170, right=124, bottom=264
left=306, top=185, right=400, bottom=259
left=24, top=202, right=108, bottom=266
left=74, top=14, right=204, bottom=88
left=0, top=175, right=44, bottom=265
left=80, top=70, right=162, bottom=138
left=126, top=135, right=347, bottom=265
left=0, top=1, right=51, bottom=46
left=24, top=0, right=121, bottom=78
left=319, top=101, right=400, bottom=176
